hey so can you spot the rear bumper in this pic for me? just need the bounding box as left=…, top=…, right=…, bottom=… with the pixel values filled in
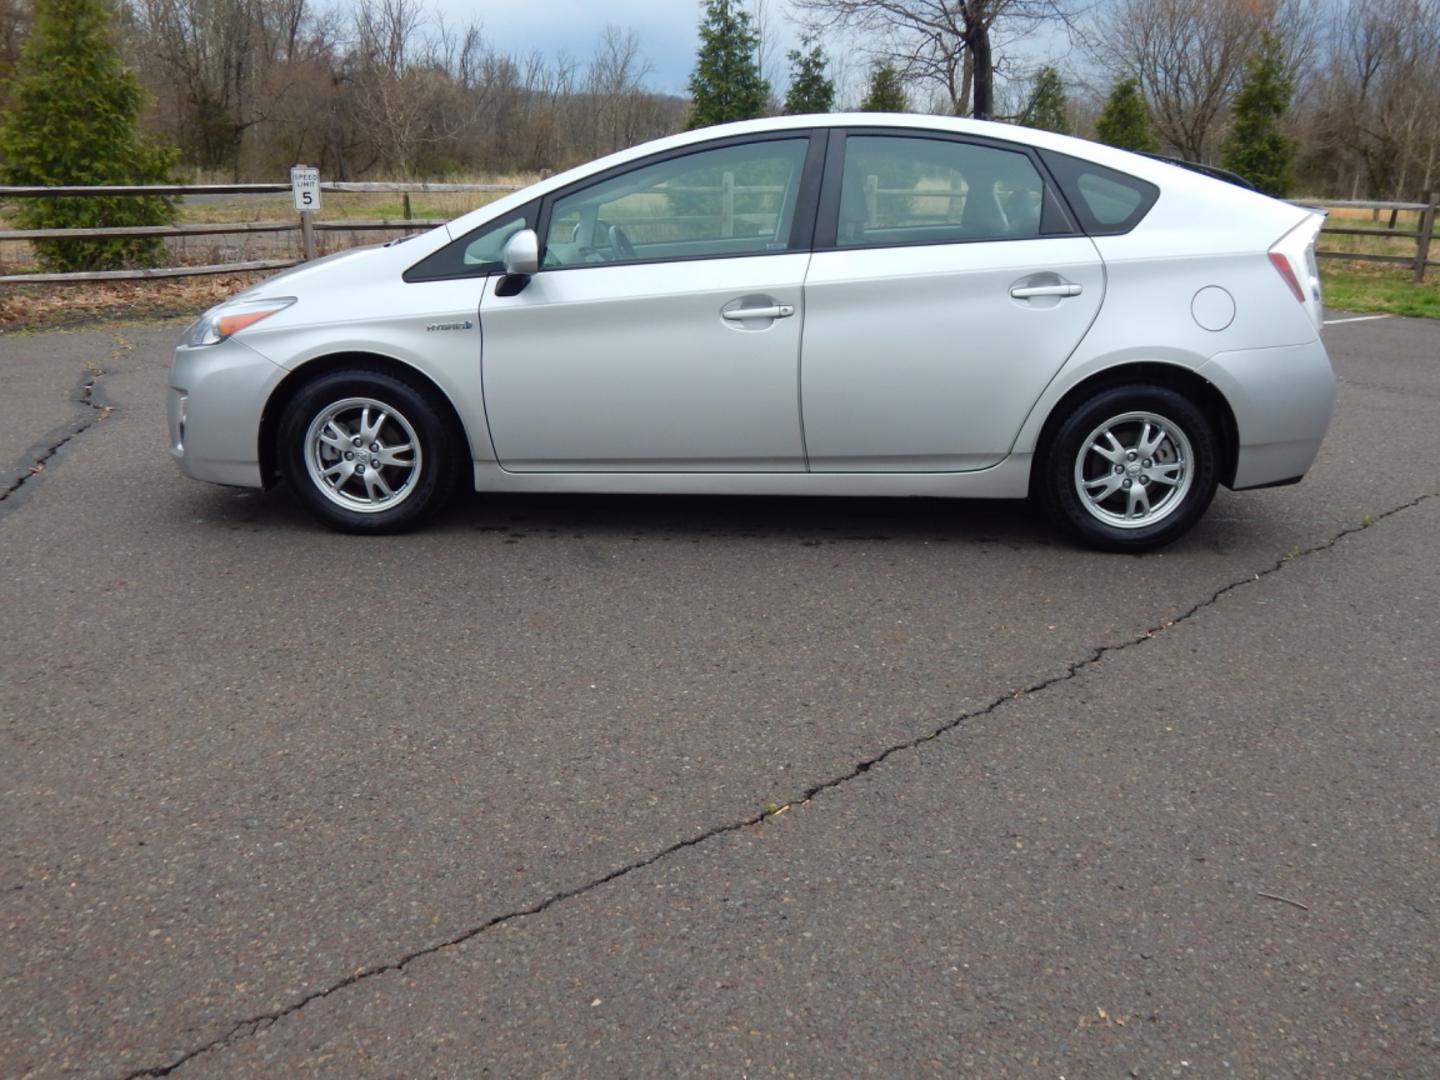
left=1199, top=338, right=1337, bottom=490
left=168, top=336, right=285, bottom=488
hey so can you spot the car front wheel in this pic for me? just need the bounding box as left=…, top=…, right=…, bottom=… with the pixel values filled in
left=278, top=369, right=458, bottom=533
left=1039, top=384, right=1219, bottom=552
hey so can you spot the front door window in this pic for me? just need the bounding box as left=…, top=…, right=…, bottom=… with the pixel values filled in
left=543, top=139, right=812, bottom=267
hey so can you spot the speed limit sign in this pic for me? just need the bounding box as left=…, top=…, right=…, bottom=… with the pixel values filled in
left=290, top=165, right=321, bottom=212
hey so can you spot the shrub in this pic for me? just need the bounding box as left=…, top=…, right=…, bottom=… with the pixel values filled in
left=0, top=0, right=179, bottom=272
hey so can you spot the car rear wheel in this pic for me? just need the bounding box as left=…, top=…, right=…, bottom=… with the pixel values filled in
left=1039, top=384, right=1219, bottom=552
left=278, top=369, right=458, bottom=533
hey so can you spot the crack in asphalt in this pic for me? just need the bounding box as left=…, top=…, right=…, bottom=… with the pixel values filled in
left=0, top=369, right=110, bottom=509
left=119, top=486, right=1438, bottom=1079
left=0, top=334, right=130, bottom=517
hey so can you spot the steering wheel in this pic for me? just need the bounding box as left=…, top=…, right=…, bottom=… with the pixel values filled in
left=608, top=224, right=637, bottom=262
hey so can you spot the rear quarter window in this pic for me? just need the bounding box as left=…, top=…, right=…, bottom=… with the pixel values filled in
left=1039, top=150, right=1159, bottom=236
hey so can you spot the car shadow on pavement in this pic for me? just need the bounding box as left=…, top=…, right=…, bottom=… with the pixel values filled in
left=441, top=491, right=1059, bottom=549
left=172, top=481, right=1062, bottom=550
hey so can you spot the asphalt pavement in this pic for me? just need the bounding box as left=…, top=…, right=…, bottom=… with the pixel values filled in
left=1, top=312, right=1436, bottom=1078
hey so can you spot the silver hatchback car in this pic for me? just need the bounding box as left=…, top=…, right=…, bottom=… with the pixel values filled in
left=169, top=114, right=1335, bottom=551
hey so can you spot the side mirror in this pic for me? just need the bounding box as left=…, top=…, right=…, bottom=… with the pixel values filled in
left=501, top=228, right=539, bottom=277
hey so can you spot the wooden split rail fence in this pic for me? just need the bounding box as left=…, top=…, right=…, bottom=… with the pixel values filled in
left=0, top=179, right=1435, bottom=284
left=0, top=180, right=519, bottom=284
left=1298, top=194, right=1437, bottom=284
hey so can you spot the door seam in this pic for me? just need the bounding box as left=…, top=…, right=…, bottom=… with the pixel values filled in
left=797, top=250, right=815, bottom=470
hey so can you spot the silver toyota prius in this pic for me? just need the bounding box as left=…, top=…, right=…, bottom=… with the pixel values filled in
left=169, top=113, right=1336, bottom=551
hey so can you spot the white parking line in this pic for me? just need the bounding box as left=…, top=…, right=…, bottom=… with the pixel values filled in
left=1323, top=314, right=1393, bottom=325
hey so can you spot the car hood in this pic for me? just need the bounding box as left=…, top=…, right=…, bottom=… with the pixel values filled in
left=232, top=244, right=389, bottom=300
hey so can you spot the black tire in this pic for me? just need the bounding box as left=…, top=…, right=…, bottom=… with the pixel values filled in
left=277, top=368, right=459, bottom=534
left=1038, top=384, right=1219, bottom=553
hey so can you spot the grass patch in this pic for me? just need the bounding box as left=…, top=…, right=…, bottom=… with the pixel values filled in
left=1313, top=203, right=1439, bottom=316
left=1320, top=261, right=1440, bottom=319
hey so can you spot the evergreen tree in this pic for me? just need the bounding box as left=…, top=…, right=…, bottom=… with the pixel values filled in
left=783, top=39, right=834, bottom=115
left=686, top=0, right=769, bottom=129
left=860, top=62, right=907, bottom=113
left=1095, top=77, right=1158, bottom=153
left=0, top=0, right=178, bottom=271
left=1019, top=66, right=1068, bottom=133
left=1221, top=32, right=1297, bottom=196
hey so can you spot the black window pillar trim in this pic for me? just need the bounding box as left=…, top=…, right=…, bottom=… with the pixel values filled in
left=813, top=129, right=848, bottom=250
left=401, top=199, right=540, bottom=283
left=787, top=128, right=830, bottom=252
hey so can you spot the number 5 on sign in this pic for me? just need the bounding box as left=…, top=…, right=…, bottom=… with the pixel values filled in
left=290, top=166, right=320, bottom=211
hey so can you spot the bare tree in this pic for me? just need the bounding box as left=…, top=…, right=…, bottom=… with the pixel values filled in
left=131, top=0, right=263, bottom=175
left=584, top=25, right=656, bottom=156
left=511, top=49, right=576, bottom=171
left=748, top=0, right=782, bottom=110
left=349, top=0, right=482, bottom=176
left=1094, top=0, right=1309, bottom=163
left=793, top=0, right=1077, bottom=118
left=8, top=6, right=682, bottom=181
left=1304, top=0, right=1440, bottom=198
left=125, top=0, right=339, bottom=177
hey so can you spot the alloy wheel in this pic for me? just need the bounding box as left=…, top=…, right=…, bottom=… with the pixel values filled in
left=303, top=397, right=423, bottom=513
left=1072, top=410, right=1194, bottom=529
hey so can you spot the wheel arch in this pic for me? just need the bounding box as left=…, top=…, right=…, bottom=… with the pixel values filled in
left=258, top=351, right=472, bottom=489
left=1029, top=362, right=1240, bottom=493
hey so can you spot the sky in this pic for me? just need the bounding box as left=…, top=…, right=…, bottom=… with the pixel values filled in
left=434, top=1, right=781, bottom=96
left=432, top=1, right=1080, bottom=104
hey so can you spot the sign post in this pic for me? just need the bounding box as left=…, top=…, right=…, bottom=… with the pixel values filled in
left=290, top=165, right=320, bottom=261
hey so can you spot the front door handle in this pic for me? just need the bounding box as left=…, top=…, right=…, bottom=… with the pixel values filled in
left=722, top=304, right=795, bottom=321
left=1010, top=283, right=1083, bottom=299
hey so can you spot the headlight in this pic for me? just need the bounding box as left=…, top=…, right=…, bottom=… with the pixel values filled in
left=183, top=297, right=296, bottom=347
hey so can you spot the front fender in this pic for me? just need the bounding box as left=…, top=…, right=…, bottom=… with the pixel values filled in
left=239, top=276, right=494, bottom=465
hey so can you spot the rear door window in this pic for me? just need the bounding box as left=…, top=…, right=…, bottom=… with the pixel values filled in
left=829, top=134, right=1071, bottom=248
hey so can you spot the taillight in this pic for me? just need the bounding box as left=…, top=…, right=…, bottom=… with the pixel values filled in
left=1271, top=212, right=1326, bottom=330
left=1269, top=251, right=1305, bottom=303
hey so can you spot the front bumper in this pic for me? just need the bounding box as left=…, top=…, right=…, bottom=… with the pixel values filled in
left=1198, top=337, right=1337, bottom=490
left=168, top=336, right=286, bottom=488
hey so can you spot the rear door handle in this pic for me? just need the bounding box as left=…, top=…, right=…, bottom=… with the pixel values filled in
left=722, top=304, right=795, bottom=321
left=1010, top=283, right=1083, bottom=299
